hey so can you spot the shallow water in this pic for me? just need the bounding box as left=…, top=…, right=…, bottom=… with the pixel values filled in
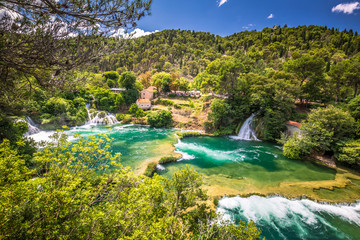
left=160, top=136, right=337, bottom=191
left=30, top=124, right=177, bottom=170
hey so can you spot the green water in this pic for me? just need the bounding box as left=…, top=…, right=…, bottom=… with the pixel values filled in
left=160, top=136, right=337, bottom=191
left=70, top=125, right=177, bottom=170
left=31, top=125, right=360, bottom=239
left=32, top=124, right=177, bottom=170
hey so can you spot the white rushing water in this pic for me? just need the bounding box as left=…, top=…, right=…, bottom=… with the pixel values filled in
left=217, top=195, right=360, bottom=240
left=18, top=117, right=41, bottom=136
left=231, top=114, right=259, bottom=141
left=85, top=103, right=119, bottom=125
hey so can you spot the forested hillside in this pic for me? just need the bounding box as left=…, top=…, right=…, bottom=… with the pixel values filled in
left=97, top=26, right=360, bottom=75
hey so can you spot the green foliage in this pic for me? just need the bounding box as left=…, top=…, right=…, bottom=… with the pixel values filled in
left=0, top=133, right=261, bottom=239
left=0, top=116, right=36, bottom=165
left=42, top=97, right=70, bottom=116
left=129, top=103, right=145, bottom=117
left=336, top=139, right=360, bottom=167
left=176, top=131, right=204, bottom=138
left=214, top=124, right=237, bottom=136
left=0, top=139, right=30, bottom=187
left=208, top=99, right=233, bottom=130
left=159, top=156, right=179, bottom=164
left=284, top=55, right=326, bottom=101
left=119, top=71, right=136, bottom=90
left=129, top=103, right=140, bottom=115
left=284, top=106, right=356, bottom=160
left=152, top=72, right=172, bottom=92
left=348, top=95, right=360, bottom=120
left=104, top=71, right=120, bottom=81
left=262, top=109, right=287, bottom=141
left=122, top=88, right=140, bottom=106
left=283, top=134, right=313, bottom=160
left=104, top=71, right=120, bottom=88
left=92, top=88, right=117, bottom=112
left=301, top=106, right=355, bottom=152
left=144, top=162, right=157, bottom=177
left=147, top=110, right=173, bottom=128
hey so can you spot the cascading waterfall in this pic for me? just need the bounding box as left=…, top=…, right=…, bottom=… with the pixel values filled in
left=232, top=114, right=259, bottom=141
left=85, top=103, right=119, bottom=125
left=24, top=117, right=40, bottom=135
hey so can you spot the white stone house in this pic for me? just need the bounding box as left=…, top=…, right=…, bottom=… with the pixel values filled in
left=136, top=99, right=152, bottom=110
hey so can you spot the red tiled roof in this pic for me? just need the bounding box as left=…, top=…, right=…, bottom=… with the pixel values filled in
left=137, top=99, right=151, bottom=103
left=286, top=121, right=302, bottom=128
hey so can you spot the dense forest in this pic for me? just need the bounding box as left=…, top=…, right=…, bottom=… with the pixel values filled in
left=1, top=0, right=360, bottom=237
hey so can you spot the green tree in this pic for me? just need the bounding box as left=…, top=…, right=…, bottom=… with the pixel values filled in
left=336, top=139, right=360, bottom=167
left=284, top=106, right=356, bottom=159
left=119, top=72, right=137, bottom=90
left=147, top=110, right=172, bottom=127
left=208, top=99, right=233, bottom=129
left=152, top=72, right=172, bottom=92
left=284, top=56, right=325, bottom=102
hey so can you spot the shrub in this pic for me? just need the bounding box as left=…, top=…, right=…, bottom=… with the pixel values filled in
left=129, top=103, right=140, bottom=115
left=43, top=97, right=70, bottom=116
left=147, top=110, right=172, bottom=128
left=122, top=114, right=132, bottom=123
left=336, top=139, right=360, bottom=167
left=116, top=114, right=125, bottom=121
left=159, top=156, right=179, bottom=164
left=176, top=131, right=204, bottom=138
left=144, top=162, right=157, bottom=177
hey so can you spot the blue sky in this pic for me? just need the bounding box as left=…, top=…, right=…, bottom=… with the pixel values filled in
left=134, top=0, right=360, bottom=36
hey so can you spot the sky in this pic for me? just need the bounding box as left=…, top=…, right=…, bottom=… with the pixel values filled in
left=130, top=0, right=360, bottom=37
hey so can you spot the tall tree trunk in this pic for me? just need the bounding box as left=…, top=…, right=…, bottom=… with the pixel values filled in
left=354, top=83, right=358, bottom=98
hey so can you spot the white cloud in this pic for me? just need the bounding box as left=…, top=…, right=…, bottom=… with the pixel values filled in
left=242, top=24, right=255, bottom=29
left=332, top=2, right=360, bottom=14
left=218, top=0, right=228, bottom=7
left=112, top=28, right=159, bottom=39
left=267, top=13, right=274, bottom=19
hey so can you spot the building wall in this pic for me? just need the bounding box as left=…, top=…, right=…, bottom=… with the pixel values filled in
left=141, top=90, right=154, bottom=100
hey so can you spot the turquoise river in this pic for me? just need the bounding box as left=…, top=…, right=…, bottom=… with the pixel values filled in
left=30, top=124, right=360, bottom=240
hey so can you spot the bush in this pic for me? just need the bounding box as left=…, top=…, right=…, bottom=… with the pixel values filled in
left=135, top=109, right=145, bottom=118
left=122, top=114, right=132, bottom=123
left=283, top=134, right=313, bottom=160
left=159, top=156, right=179, bottom=164
left=176, top=131, right=204, bottom=138
left=213, top=124, right=236, bottom=136
left=147, top=110, right=172, bottom=128
left=116, top=114, right=125, bottom=121
left=336, top=139, right=360, bottom=167
left=129, top=103, right=140, bottom=115
left=42, top=97, right=70, bottom=116
left=144, top=162, right=157, bottom=177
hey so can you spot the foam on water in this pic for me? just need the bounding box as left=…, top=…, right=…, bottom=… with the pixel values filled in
left=174, top=139, right=280, bottom=163
left=27, top=130, right=56, bottom=143
left=157, top=164, right=166, bottom=171
left=175, top=139, right=237, bottom=161
left=217, top=195, right=360, bottom=240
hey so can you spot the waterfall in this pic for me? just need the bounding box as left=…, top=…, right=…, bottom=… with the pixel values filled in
left=24, top=117, right=40, bottom=136
left=232, top=114, right=259, bottom=141
left=85, top=103, right=119, bottom=125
